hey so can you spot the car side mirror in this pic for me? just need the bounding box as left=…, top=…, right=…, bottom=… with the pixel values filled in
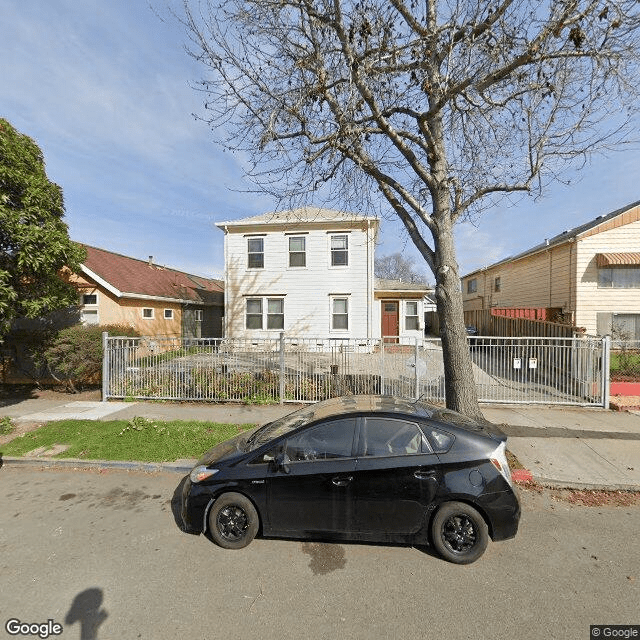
left=274, top=452, right=291, bottom=474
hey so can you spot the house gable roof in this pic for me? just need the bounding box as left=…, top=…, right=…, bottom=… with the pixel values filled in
left=79, top=245, right=223, bottom=306
left=216, top=207, right=379, bottom=230
left=374, top=277, right=433, bottom=293
left=463, top=199, right=640, bottom=279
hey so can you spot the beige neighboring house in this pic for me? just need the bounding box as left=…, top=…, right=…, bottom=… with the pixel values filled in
left=461, top=200, right=640, bottom=338
left=216, top=207, right=434, bottom=341
left=71, top=245, right=224, bottom=338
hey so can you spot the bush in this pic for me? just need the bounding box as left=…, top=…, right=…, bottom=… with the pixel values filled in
left=45, top=324, right=139, bottom=391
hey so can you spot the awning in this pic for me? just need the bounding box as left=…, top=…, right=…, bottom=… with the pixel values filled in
left=596, top=252, right=640, bottom=267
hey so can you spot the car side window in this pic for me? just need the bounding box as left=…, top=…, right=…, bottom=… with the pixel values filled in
left=285, top=418, right=356, bottom=461
left=362, top=418, right=431, bottom=457
left=423, top=426, right=454, bottom=453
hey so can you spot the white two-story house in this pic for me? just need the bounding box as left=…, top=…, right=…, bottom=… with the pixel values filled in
left=216, top=208, right=433, bottom=341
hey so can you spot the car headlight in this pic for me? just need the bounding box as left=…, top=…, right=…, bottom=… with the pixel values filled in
left=190, top=466, right=219, bottom=483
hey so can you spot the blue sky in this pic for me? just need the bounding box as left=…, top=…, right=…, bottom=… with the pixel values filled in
left=2, top=0, right=639, bottom=283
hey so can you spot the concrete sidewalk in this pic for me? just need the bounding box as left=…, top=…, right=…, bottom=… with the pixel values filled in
left=1, top=396, right=639, bottom=490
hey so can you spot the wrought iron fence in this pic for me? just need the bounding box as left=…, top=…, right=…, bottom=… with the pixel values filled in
left=103, top=333, right=609, bottom=407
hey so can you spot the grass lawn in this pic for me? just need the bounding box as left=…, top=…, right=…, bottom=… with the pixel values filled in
left=0, top=417, right=255, bottom=462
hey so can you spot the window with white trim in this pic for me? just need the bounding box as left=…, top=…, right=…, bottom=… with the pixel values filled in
left=405, top=301, right=419, bottom=330
left=330, top=235, right=348, bottom=266
left=247, top=238, right=264, bottom=268
left=288, top=236, right=306, bottom=267
left=164, top=309, right=174, bottom=319
left=245, top=298, right=284, bottom=330
left=331, top=297, right=349, bottom=330
left=246, top=299, right=263, bottom=329
left=82, top=293, right=97, bottom=305
left=266, top=299, right=284, bottom=329
left=195, top=309, right=203, bottom=322
left=142, top=308, right=154, bottom=319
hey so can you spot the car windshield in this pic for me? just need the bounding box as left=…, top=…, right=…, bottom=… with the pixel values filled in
left=245, top=405, right=319, bottom=450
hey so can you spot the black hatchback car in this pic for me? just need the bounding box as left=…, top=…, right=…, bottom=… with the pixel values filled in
left=181, top=395, right=520, bottom=564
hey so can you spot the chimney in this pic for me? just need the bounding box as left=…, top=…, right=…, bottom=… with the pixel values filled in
left=148, top=256, right=154, bottom=267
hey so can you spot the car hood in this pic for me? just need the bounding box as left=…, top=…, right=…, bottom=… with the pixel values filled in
left=197, top=427, right=259, bottom=466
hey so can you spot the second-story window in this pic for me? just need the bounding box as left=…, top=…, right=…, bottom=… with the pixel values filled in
left=494, top=277, right=501, bottom=292
left=247, top=238, right=264, bottom=268
left=330, top=235, right=348, bottom=266
left=467, top=278, right=477, bottom=294
left=289, top=237, right=306, bottom=267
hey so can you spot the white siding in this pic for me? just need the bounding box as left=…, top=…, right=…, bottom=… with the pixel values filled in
left=223, top=223, right=376, bottom=338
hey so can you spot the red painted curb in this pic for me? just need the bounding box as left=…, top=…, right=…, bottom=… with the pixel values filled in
left=511, top=468, right=534, bottom=483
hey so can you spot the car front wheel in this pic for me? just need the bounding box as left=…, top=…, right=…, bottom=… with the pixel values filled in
left=431, top=501, right=489, bottom=564
left=208, top=492, right=259, bottom=550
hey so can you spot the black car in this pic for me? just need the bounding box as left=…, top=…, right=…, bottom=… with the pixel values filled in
left=181, top=395, right=520, bottom=564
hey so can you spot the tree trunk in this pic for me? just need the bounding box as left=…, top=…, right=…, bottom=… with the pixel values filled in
left=433, top=218, right=484, bottom=421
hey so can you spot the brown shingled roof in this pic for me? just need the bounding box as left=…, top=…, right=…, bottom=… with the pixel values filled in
left=80, top=245, right=223, bottom=305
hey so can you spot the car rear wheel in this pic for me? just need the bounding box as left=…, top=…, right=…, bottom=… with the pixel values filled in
left=431, top=501, right=489, bottom=564
left=208, top=492, right=259, bottom=550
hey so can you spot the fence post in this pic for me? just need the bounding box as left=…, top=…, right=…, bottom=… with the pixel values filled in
left=380, top=339, right=385, bottom=396
left=414, top=337, right=419, bottom=400
left=602, top=335, right=610, bottom=410
left=101, top=332, right=109, bottom=402
left=279, top=332, right=285, bottom=404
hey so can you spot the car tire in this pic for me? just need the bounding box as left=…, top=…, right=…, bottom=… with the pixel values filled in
left=431, top=501, right=489, bottom=564
left=208, top=492, right=259, bottom=550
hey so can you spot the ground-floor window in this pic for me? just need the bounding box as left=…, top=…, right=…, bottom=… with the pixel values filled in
left=597, top=312, right=640, bottom=340
left=246, top=298, right=284, bottom=330
left=405, top=301, right=419, bottom=330
left=331, top=297, right=349, bottom=330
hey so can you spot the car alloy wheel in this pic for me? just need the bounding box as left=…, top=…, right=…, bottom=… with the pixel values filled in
left=208, top=492, right=259, bottom=550
left=431, top=501, right=489, bottom=564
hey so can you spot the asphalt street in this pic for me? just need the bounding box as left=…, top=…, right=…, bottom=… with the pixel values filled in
left=0, top=466, right=638, bottom=640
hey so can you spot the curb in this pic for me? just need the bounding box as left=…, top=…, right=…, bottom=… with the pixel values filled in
left=0, top=456, right=195, bottom=474
left=529, top=476, right=640, bottom=492
left=512, top=467, right=640, bottom=492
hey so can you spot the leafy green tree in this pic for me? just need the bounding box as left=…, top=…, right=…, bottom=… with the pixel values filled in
left=0, top=118, right=84, bottom=340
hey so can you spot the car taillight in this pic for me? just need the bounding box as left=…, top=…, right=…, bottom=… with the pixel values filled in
left=490, top=441, right=513, bottom=487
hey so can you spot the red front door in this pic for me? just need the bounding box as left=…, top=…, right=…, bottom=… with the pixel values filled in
left=381, top=301, right=399, bottom=343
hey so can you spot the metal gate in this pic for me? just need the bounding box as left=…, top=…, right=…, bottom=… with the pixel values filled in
left=102, top=333, right=609, bottom=407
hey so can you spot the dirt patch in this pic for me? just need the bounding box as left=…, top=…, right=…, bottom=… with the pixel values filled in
left=0, top=420, right=47, bottom=446
left=550, top=488, right=640, bottom=507
left=506, top=449, right=524, bottom=470
left=0, top=384, right=101, bottom=402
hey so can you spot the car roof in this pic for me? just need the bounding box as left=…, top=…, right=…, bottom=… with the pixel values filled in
left=300, top=395, right=486, bottom=433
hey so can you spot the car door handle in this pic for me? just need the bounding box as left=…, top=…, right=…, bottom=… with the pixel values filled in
left=332, top=476, right=353, bottom=487
left=414, top=471, right=437, bottom=480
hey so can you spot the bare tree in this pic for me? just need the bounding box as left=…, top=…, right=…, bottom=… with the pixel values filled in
left=181, top=0, right=640, bottom=418
left=375, top=253, right=430, bottom=284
